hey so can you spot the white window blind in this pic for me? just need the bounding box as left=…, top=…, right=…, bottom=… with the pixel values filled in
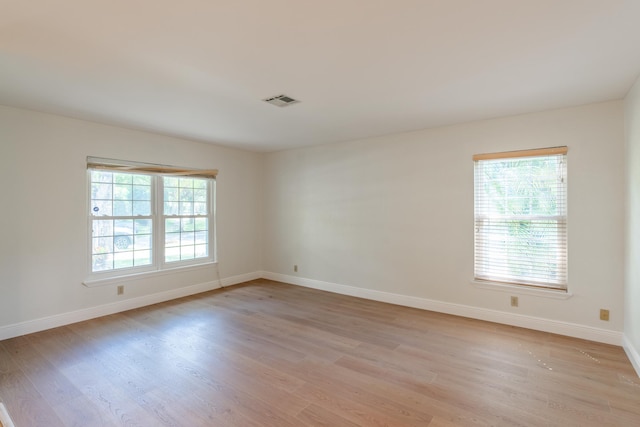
left=87, top=157, right=218, bottom=179
left=473, top=147, right=568, bottom=290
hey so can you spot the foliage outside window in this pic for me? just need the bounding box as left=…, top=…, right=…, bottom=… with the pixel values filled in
left=88, top=159, right=216, bottom=279
left=473, top=147, right=567, bottom=290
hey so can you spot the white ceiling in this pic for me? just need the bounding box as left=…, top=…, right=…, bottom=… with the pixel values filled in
left=2, top=1, right=640, bottom=152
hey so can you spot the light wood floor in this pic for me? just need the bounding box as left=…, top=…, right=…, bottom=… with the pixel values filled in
left=1, top=280, right=639, bottom=426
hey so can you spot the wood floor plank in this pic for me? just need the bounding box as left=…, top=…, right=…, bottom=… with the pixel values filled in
left=1, top=279, right=639, bottom=426
left=59, top=360, right=168, bottom=426
left=6, top=340, right=83, bottom=407
left=51, top=394, right=120, bottom=427
left=0, top=369, right=65, bottom=426
left=0, top=341, right=21, bottom=374
left=294, top=380, right=435, bottom=427
left=295, top=402, right=363, bottom=427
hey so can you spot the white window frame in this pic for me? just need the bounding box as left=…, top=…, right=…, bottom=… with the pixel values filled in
left=85, top=157, right=217, bottom=285
left=158, top=176, right=215, bottom=270
left=473, top=147, right=568, bottom=292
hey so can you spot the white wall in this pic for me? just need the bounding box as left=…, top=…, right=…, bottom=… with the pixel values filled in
left=624, top=75, right=640, bottom=373
left=0, top=100, right=630, bottom=347
left=0, top=105, right=263, bottom=333
left=263, top=101, right=626, bottom=337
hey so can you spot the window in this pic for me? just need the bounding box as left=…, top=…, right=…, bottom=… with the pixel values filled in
left=89, top=171, right=153, bottom=272
left=473, top=147, right=567, bottom=290
left=162, top=177, right=210, bottom=263
left=87, top=158, right=217, bottom=280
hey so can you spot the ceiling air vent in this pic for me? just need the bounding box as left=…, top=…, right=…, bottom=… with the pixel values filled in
left=263, top=94, right=300, bottom=107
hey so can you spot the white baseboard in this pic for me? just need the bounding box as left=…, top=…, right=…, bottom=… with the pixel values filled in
left=262, top=272, right=623, bottom=346
left=219, top=271, right=262, bottom=287
left=1, top=270, right=625, bottom=349
left=0, top=403, right=15, bottom=427
left=623, top=334, right=640, bottom=377
left=0, top=271, right=261, bottom=341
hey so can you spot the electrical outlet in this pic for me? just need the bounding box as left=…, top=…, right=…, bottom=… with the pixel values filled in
left=510, top=296, right=518, bottom=307
left=600, top=309, right=609, bottom=321
left=117, top=285, right=124, bottom=295
left=294, top=265, right=298, bottom=273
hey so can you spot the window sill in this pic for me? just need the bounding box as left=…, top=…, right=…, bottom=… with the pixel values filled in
left=471, top=279, right=572, bottom=300
left=83, top=262, right=217, bottom=288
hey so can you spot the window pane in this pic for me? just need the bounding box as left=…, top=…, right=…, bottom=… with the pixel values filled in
left=165, top=218, right=180, bottom=233
left=91, top=171, right=112, bottom=183
left=92, top=183, right=112, bottom=200
left=179, top=188, right=194, bottom=201
left=92, top=237, right=113, bottom=254
left=181, top=232, right=195, bottom=246
left=194, top=203, right=207, bottom=215
left=113, top=184, right=131, bottom=200
left=164, top=187, right=179, bottom=202
left=165, top=247, right=180, bottom=263
left=133, top=175, right=151, bottom=185
left=181, top=218, right=194, bottom=231
left=134, top=219, right=152, bottom=234
left=114, top=173, right=133, bottom=184
left=133, top=185, right=151, bottom=200
left=114, top=219, right=133, bottom=251
left=114, top=219, right=133, bottom=231
left=164, top=202, right=179, bottom=215
left=134, top=234, right=151, bottom=250
left=195, top=244, right=208, bottom=258
left=113, top=235, right=132, bottom=251
left=93, top=254, right=113, bottom=271
left=195, top=218, right=208, bottom=231
left=165, top=232, right=180, bottom=248
left=180, top=202, right=194, bottom=215
left=91, top=200, right=112, bottom=216
left=194, top=189, right=207, bottom=202
left=181, top=245, right=195, bottom=260
left=93, top=220, right=113, bottom=237
left=133, top=201, right=151, bottom=216
left=134, top=250, right=152, bottom=266
left=164, top=177, right=179, bottom=188
left=195, top=231, right=208, bottom=244
left=113, top=201, right=133, bottom=216
left=114, top=251, right=134, bottom=269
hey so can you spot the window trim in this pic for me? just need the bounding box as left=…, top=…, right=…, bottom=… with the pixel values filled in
left=85, top=157, right=217, bottom=284
left=473, top=147, right=568, bottom=292
left=159, top=175, right=215, bottom=268
left=83, top=260, right=217, bottom=287
left=472, top=146, right=568, bottom=161
left=86, top=157, right=218, bottom=179
left=470, top=279, right=573, bottom=299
